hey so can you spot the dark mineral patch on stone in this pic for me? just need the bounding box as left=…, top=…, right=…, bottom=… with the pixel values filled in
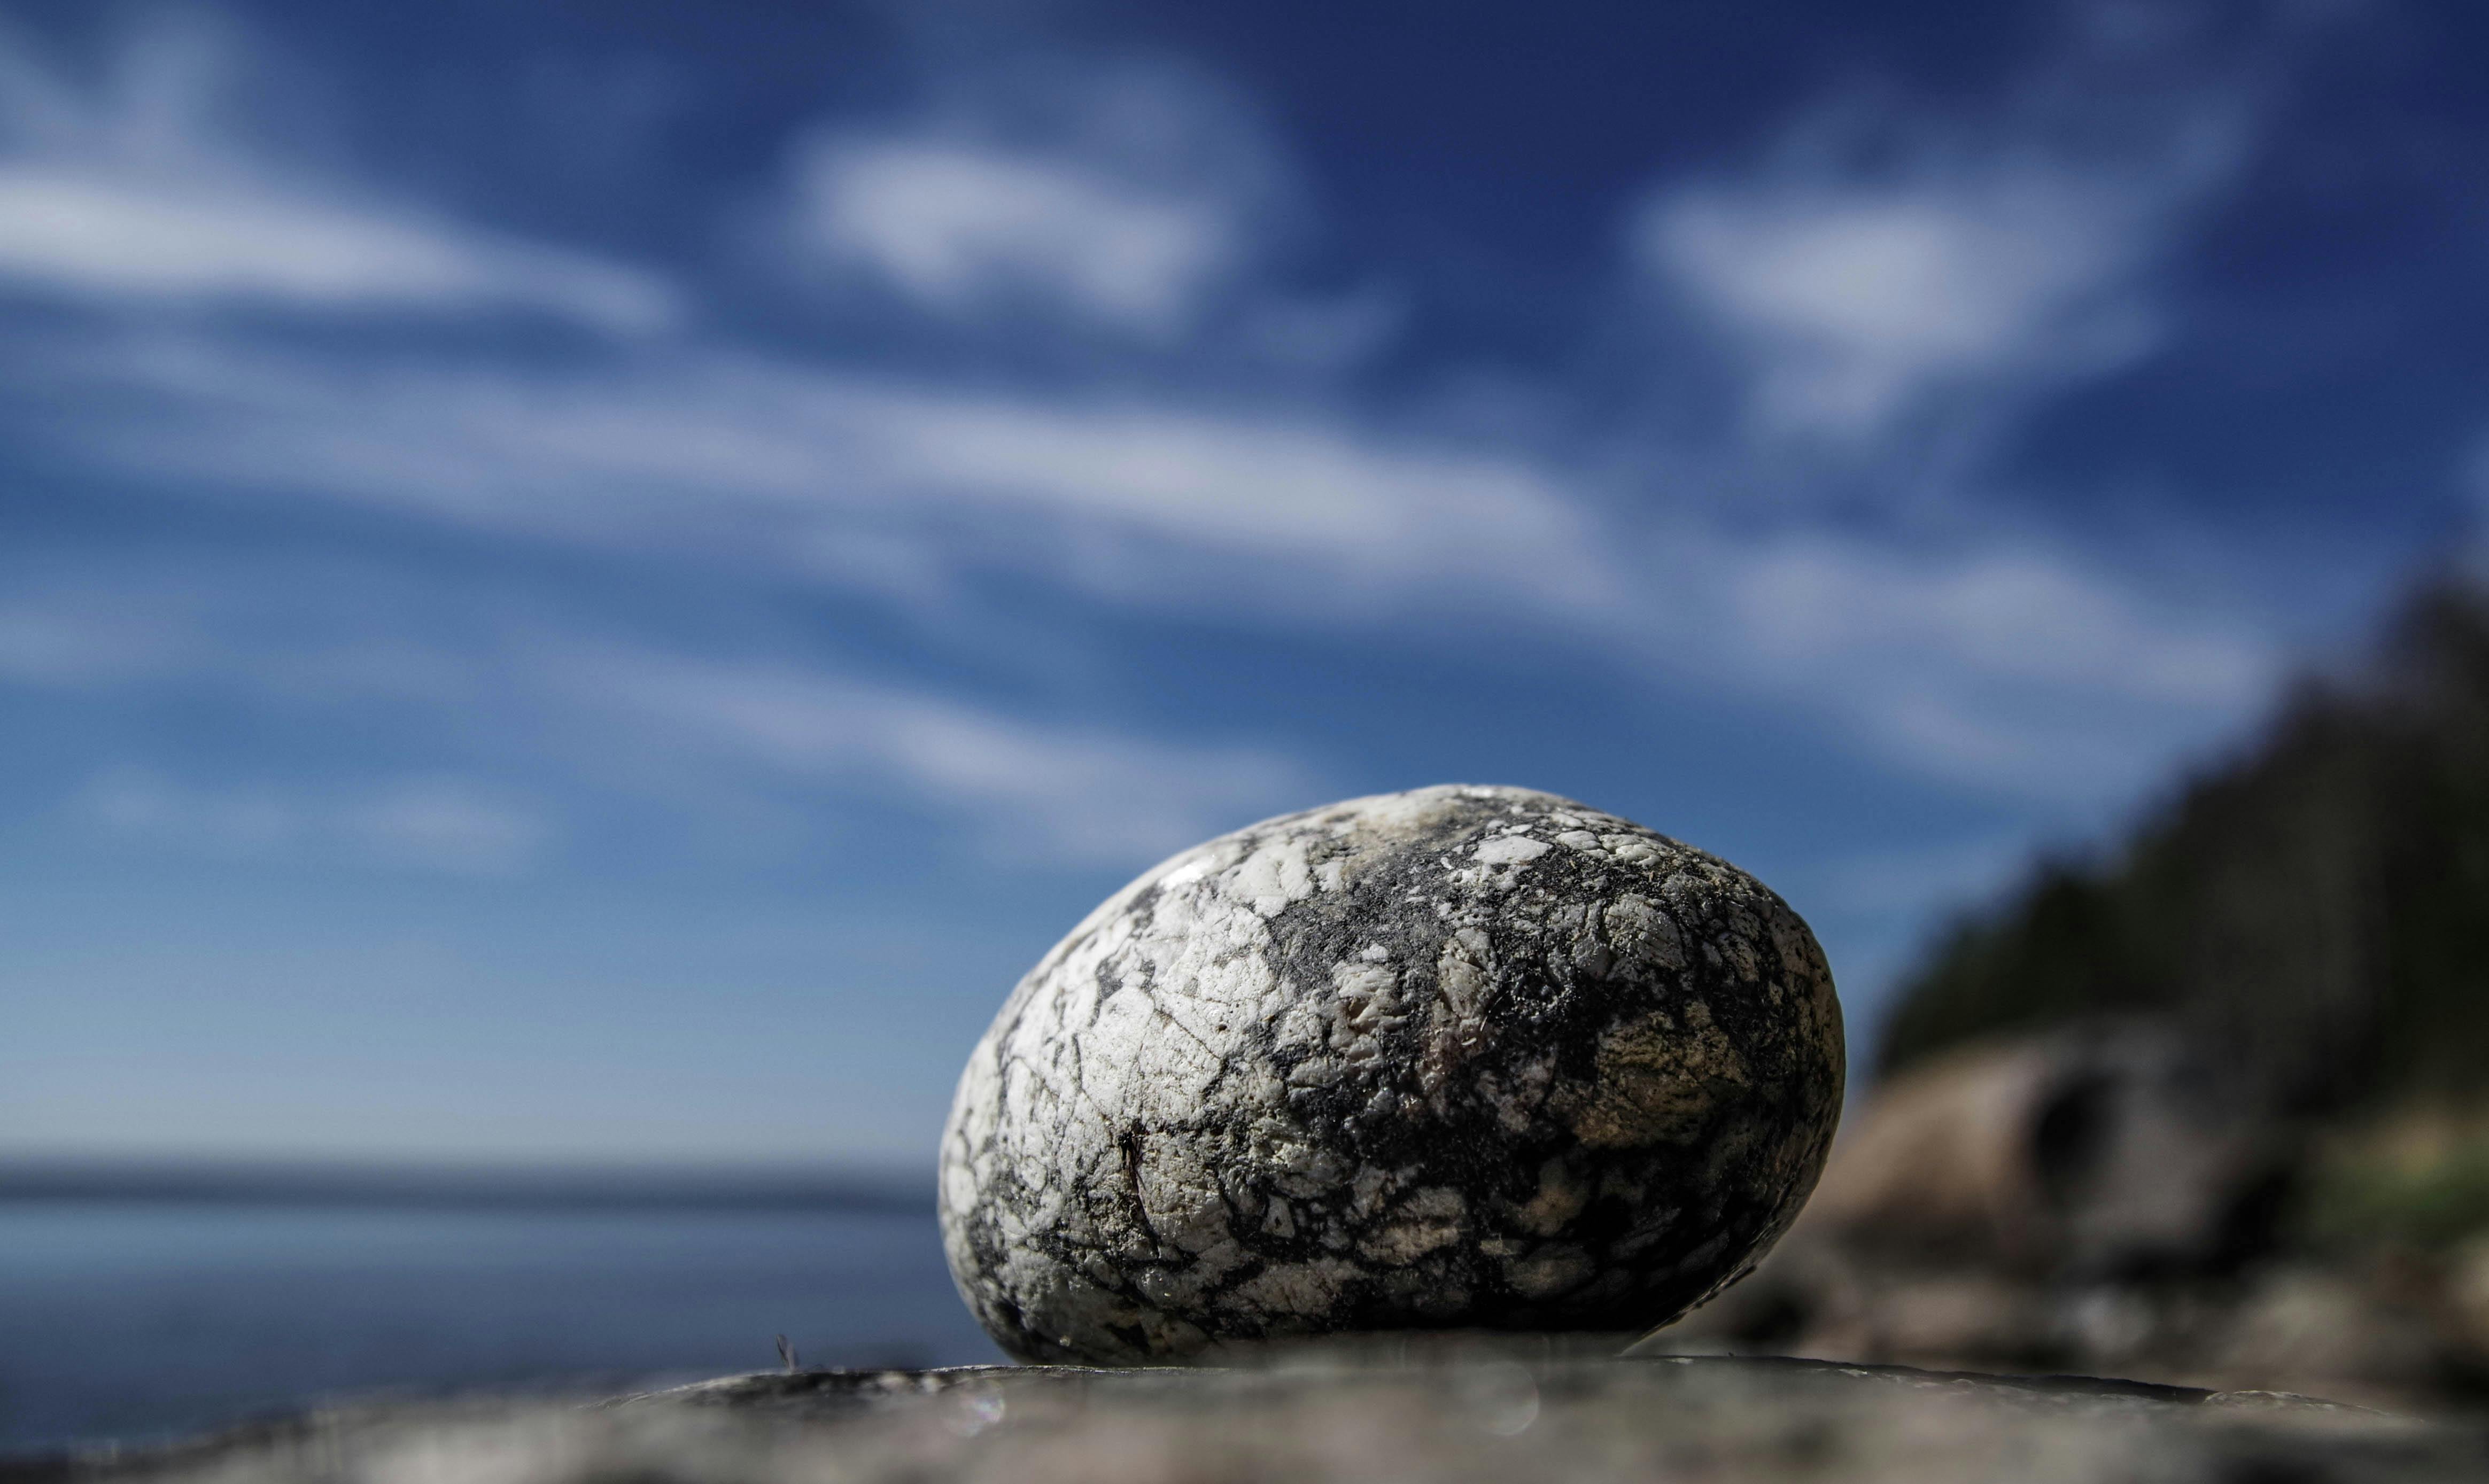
left=937, top=784, right=1845, bottom=1365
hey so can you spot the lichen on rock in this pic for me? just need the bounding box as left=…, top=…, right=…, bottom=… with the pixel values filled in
left=938, top=784, right=1844, bottom=1364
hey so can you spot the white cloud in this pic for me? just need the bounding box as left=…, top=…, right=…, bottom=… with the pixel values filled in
left=1641, top=167, right=2160, bottom=440
left=843, top=386, right=1608, bottom=604
left=0, top=15, right=678, bottom=331
left=15, top=325, right=2279, bottom=808
left=1598, top=34, right=2284, bottom=786
left=32, top=334, right=1613, bottom=619
left=80, top=770, right=552, bottom=876
left=576, top=650, right=1314, bottom=864
left=1630, top=30, right=2247, bottom=450
left=1727, top=536, right=2271, bottom=706
left=781, top=58, right=1285, bottom=339
left=795, top=138, right=1237, bottom=337
left=0, top=9, right=2285, bottom=819
left=0, top=554, right=1317, bottom=869
left=1648, top=516, right=2278, bottom=798
left=0, top=164, right=677, bottom=330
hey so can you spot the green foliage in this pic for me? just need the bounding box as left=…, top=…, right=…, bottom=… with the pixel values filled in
left=1878, top=577, right=2489, bottom=1115
left=2300, top=1117, right=2489, bottom=1254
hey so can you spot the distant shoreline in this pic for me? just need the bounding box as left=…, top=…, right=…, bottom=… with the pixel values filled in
left=0, top=1160, right=932, bottom=1214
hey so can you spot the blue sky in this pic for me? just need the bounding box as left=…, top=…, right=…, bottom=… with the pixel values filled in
left=2, top=0, right=2480, bottom=1169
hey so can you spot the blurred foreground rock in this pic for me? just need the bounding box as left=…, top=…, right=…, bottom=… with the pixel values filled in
left=1653, top=1027, right=2489, bottom=1408
left=17, top=1348, right=2485, bottom=1484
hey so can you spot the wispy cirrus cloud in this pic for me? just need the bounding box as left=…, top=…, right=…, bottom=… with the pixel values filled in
left=13, top=321, right=2276, bottom=807
left=0, top=13, right=678, bottom=331
left=0, top=164, right=680, bottom=330
left=1630, top=18, right=2248, bottom=452
left=0, top=556, right=1317, bottom=868
left=794, top=138, right=1239, bottom=338
left=79, top=768, right=553, bottom=877
left=0, top=2, right=2295, bottom=848
left=1640, top=165, right=2166, bottom=442
left=24, top=331, right=1610, bottom=614
left=573, top=649, right=1315, bottom=864
left=783, top=60, right=1280, bottom=340
left=1728, top=535, right=2271, bottom=708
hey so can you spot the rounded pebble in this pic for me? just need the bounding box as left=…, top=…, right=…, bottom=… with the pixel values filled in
left=938, top=784, right=1843, bottom=1363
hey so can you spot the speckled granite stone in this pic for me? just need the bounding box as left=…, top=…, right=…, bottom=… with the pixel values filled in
left=938, top=785, right=1844, bottom=1364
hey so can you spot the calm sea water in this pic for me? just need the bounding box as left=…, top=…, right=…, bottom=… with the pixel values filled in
left=0, top=1201, right=1003, bottom=1456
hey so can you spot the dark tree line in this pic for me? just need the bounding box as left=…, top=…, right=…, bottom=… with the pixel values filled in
left=1880, top=576, right=2489, bottom=1117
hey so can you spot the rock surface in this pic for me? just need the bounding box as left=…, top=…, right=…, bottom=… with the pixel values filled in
left=1788, top=1025, right=2286, bottom=1277
left=30, top=1352, right=2482, bottom=1484
left=1654, top=1027, right=2489, bottom=1411
left=939, top=784, right=1844, bottom=1363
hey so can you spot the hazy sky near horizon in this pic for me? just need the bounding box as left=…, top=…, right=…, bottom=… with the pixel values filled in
left=3, top=0, right=2482, bottom=1168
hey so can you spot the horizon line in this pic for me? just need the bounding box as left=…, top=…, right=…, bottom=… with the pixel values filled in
left=0, top=1155, right=934, bottom=1215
